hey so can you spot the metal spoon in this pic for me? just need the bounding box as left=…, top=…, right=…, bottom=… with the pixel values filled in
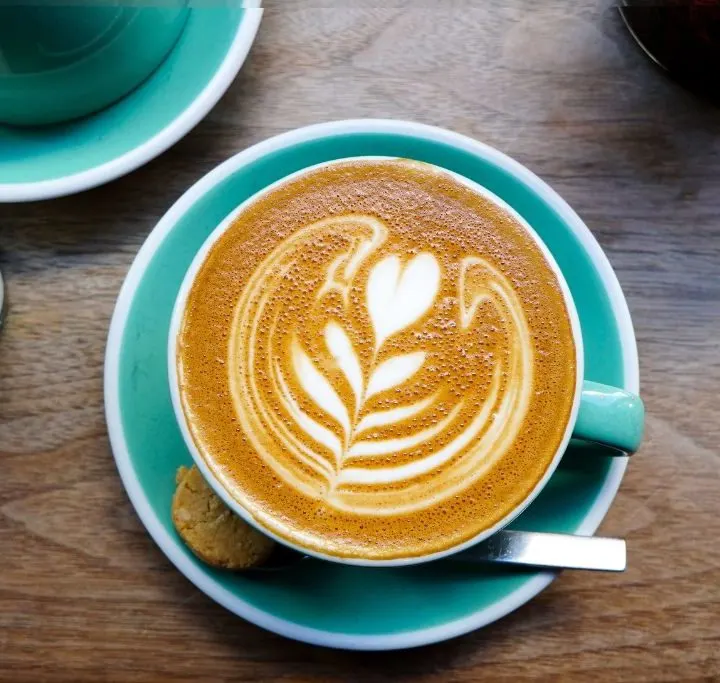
left=251, top=530, right=626, bottom=573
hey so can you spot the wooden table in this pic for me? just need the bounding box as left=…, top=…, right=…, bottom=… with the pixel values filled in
left=2, top=2, right=719, bottom=680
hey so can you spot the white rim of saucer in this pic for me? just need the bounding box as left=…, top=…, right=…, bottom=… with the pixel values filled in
left=0, top=2, right=263, bottom=204
left=105, top=119, right=640, bottom=651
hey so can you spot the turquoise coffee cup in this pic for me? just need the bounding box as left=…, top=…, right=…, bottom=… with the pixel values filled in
left=0, top=2, right=189, bottom=126
left=167, top=156, right=646, bottom=568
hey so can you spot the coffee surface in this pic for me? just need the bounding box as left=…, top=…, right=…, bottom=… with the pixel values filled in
left=177, top=159, right=577, bottom=560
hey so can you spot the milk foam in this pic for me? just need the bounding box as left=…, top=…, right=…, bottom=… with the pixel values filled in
left=227, top=214, right=534, bottom=513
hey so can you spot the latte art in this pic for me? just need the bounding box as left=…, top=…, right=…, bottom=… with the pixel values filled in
left=178, top=159, right=577, bottom=560
left=229, top=216, right=533, bottom=516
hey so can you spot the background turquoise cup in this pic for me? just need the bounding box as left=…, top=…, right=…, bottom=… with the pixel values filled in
left=0, top=3, right=262, bottom=202
left=0, top=1, right=189, bottom=126
left=105, top=120, right=641, bottom=649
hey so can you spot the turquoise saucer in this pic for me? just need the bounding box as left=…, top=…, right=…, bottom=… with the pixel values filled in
left=0, top=3, right=262, bottom=202
left=105, top=120, right=639, bottom=650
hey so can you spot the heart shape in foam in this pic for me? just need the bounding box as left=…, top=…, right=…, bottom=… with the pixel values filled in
left=366, top=253, right=441, bottom=348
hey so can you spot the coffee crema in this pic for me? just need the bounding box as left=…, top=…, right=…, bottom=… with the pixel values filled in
left=177, top=159, right=577, bottom=560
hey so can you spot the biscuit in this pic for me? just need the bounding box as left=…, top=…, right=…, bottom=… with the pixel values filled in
left=172, top=465, right=275, bottom=569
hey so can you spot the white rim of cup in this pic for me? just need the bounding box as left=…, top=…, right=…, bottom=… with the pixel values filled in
left=105, top=119, right=639, bottom=650
left=0, top=2, right=263, bottom=204
left=167, top=156, right=586, bottom=569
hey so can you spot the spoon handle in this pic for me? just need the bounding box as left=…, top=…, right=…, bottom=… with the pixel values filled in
left=454, top=529, right=626, bottom=572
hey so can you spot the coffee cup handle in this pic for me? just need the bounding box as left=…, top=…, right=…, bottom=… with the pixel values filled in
left=572, top=381, right=645, bottom=455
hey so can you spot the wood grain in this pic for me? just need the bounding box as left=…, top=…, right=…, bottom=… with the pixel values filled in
left=1, top=1, right=719, bottom=680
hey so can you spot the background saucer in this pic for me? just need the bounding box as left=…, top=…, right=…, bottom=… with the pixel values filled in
left=105, top=120, right=639, bottom=650
left=0, top=3, right=262, bottom=203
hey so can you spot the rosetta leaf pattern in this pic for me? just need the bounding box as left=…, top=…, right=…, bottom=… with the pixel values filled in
left=292, top=344, right=350, bottom=437
left=325, top=321, right=363, bottom=403
left=354, top=393, right=438, bottom=434
left=289, top=253, right=440, bottom=467
left=366, top=352, right=425, bottom=399
left=232, top=213, right=533, bottom=514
